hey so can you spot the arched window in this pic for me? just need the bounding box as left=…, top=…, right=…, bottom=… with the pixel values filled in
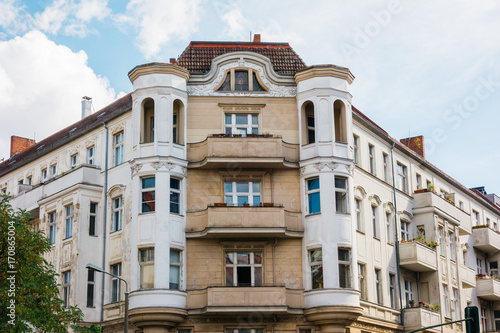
left=302, top=101, right=315, bottom=145
left=334, top=100, right=347, bottom=143
left=142, top=98, right=155, bottom=143
left=173, top=100, right=184, bottom=145
left=217, top=69, right=266, bottom=92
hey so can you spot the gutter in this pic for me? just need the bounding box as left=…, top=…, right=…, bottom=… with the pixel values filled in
left=100, top=122, right=109, bottom=325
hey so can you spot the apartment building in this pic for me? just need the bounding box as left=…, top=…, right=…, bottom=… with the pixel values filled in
left=1, top=35, right=500, bottom=333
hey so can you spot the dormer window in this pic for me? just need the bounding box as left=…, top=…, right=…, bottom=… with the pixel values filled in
left=217, top=69, right=266, bottom=92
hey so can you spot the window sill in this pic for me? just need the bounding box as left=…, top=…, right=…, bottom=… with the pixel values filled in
left=356, top=230, right=365, bottom=234
left=139, top=211, right=155, bottom=215
left=373, top=237, right=380, bottom=241
left=305, top=212, right=321, bottom=217
left=89, top=234, right=98, bottom=237
left=336, top=212, right=350, bottom=216
left=110, top=229, right=123, bottom=235
left=63, top=237, right=72, bottom=242
left=387, top=242, right=394, bottom=246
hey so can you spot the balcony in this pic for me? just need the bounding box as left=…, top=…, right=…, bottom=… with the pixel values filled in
left=460, top=265, right=476, bottom=288
left=472, top=226, right=500, bottom=253
left=187, top=286, right=304, bottom=315
left=404, top=307, right=441, bottom=332
left=413, top=190, right=471, bottom=235
left=476, top=277, right=500, bottom=301
left=399, top=241, right=437, bottom=272
left=187, top=135, right=300, bottom=169
left=186, top=205, right=303, bottom=238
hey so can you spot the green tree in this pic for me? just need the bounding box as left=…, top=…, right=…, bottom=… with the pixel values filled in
left=0, top=195, right=86, bottom=332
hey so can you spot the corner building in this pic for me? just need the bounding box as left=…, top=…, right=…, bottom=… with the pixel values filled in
left=2, top=37, right=500, bottom=333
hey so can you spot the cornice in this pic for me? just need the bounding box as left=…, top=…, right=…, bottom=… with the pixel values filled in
left=295, top=66, right=355, bottom=85
left=128, top=63, right=190, bottom=83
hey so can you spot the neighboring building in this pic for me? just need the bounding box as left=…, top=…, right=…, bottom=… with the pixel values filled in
left=2, top=35, right=500, bottom=333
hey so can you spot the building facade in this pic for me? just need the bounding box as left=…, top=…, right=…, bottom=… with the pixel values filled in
left=2, top=36, right=500, bottom=333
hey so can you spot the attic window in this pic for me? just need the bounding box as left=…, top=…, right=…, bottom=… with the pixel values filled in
left=217, top=69, right=266, bottom=92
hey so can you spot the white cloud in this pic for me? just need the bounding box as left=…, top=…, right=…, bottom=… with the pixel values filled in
left=118, top=0, right=202, bottom=59
left=0, top=0, right=29, bottom=35
left=221, top=7, right=249, bottom=40
left=0, top=30, right=119, bottom=160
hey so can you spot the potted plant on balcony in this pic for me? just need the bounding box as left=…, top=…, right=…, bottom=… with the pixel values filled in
left=418, top=301, right=424, bottom=307
left=262, top=202, right=274, bottom=207
left=214, top=202, right=227, bottom=207
left=243, top=202, right=250, bottom=207
left=409, top=300, right=415, bottom=307
left=433, top=304, right=440, bottom=311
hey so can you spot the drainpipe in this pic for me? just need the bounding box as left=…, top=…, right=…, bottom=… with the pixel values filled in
left=391, top=142, right=405, bottom=331
left=100, top=122, right=109, bottom=326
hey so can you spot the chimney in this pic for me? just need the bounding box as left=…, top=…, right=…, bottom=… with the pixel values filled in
left=253, top=34, right=261, bottom=43
left=170, top=58, right=176, bottom=64
left=400, top=135, right=425, bottom=158
left=10, top=136, right=36, bottom=157
left=81, top=96, right=92, bottom=119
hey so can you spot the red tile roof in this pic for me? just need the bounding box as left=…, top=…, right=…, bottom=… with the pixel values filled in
left=176, top=41, right=307, bottom=75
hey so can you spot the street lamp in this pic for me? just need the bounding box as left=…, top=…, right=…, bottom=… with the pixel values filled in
left=86, top=263, right=129, bottom=333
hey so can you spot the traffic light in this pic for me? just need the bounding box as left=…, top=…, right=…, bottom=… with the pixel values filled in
left=465, top=306, right=480, bottom=333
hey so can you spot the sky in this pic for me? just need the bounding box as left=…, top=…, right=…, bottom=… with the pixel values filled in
left=0, top=0, right=499, bottom=194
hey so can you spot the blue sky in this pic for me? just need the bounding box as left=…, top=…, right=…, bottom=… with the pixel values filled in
left=1, top=0, right=499, bottom=194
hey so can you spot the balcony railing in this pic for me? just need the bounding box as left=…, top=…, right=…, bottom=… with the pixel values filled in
left=187, top=285, right=304, bottom=314
left=187, top=135, right=299, bottom=168
left=476, top=277, right=500, bottom=301
left=404, top=307, right=441, bottom=332
left=460, top=265, right=476, bottom=288
left=399, top=241, right=437, bottom=272
left=472, top=226, right=500, bottom=253
left=186, top=205, right=303, bottom=238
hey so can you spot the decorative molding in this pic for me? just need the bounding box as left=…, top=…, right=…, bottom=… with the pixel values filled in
left=50, top=157, right=58, bottom=165
left=181, top=167, right=187, bottom=176
left=369, top=194, right=382, bottom=207
left=130, top=162, right=142, bottom=176
left=384, top=202, right=396, bottom=214
left=68, top=148, right=79, bottom=156
left=110, top=122, right=125, bottom=135
left=399, top=210, right=413, bottom=222
left=351, top=321, right=400, bottom=333
left=187, top=60, right=297, bottom=97
left=85, top=138, right=96, bottom=148
left=165, top=162, right=176, bottom=171
left=150, top=162, right=162, bottom=170
left=313, top=162, right=338, bottom=171
left=300, top=167, right=306, bottom=175
left=348, top=164, right=355, bottom=175
left=354, top=185, right=367, bottom=200
left=184, top=315, right=307, bottom=324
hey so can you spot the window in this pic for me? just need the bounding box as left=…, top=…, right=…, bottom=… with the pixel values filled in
left=358, top=263, right=366, bottom=300
left=71, top=154, right=78, bottom=167
left=224, top=181, right=261, bottom=206
left=113, top=132, right=124, bottom=166
left=386, top=213, right=393, bottom=243
left=309, top=249, right=323, bottom=289
left=335, top=177, right=348, bottom=214
left=225, top=114, right=258, bottom=136
left=368, top=144, right=375, bottom=174
left=494, top=310, right=500, bottom=332
left=63, top=271, right=71, bottom=308
left=217, top=69, right=265, bottom=92
left=89, top=202, right=97, bottom=236
left=307, top=178, right=320, bottom=214
left=334, top=100, right=347, bottom=143
left=170, top=178, right=181, bottom=214
left=383, top=153, right=389, bottom=182
left=401, top=221, right=410, bottom=241
left=449, top=232, right=456, bottom=261
left=338, top=248, right=351, bottom=288
left=472, top=210, right=480, bottom=226
left=416, top=173, right=422, bottom=189
left=453, top=288, right=460, bottom=320
left=143, top=99, right=155, bottom=143
left=481, top=308, right=487, bottom=332
left=225, top=252, right=262, bottom=287
left=112, top=197, right=122, bottom=232
left=87, top=146, right=95, bottom=165
left=389, top=273, right=396, bottom=309
left=353, top=135, right=360, bottom=165
left=141, top=177, right=155, bottom=213
left=490, top=262, right=498, bottom=276
left=235, top=70, right=249, bottom=91
left=304, top=102, right=315, bottom=144
left=226, top=329, right=263, bottom=333
left=477, top=258, right=484, bottom=274
left=87, top=270, right=95, bottom=307
left=49, top=212, right=56, bottom=244
left=404, top=280, right=414, bottom=307
left=111, top=263, right=122, bottom=302
left=372, top=206, right=378, bottom=238
left=26, top=176, right=32, bottom=185
left=65, top=205, right=73, bottom=239
left=355, top=199, right=363, bottom=232
left=459, top=201, right=464, bottom=210
left=439, top=227, right=445, bottom=256
left=375, top=269, right=382, bottom=304
left=42, top=168, right=47, bottom=181
left=139, top=248, right=154, bottom=289
left=443, top=284, right=450, bottom=318
left=170, top=249, right=181, bottom=290
left=396, top=163, right=407, bottom=192
left=50, top=164, right=57, bottom=178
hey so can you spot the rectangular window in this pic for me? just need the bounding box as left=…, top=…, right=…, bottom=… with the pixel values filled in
left=26, top=176, right=32, bottom=185
left=71, top=154, right=78, bottom=167
left=383, top=153, right=389, bottom=182
left=63, top=271, right=71, bottom=308
left=50, top=164, right=57, bottom=178
left=335, top=177, right=348, bottom=214
left=372, top=206, right=378, bottom=238
left=449, top=232, right=456, bottom=261
left=443, top=284, right=450, bottom=318
left=65, top=205, right=73, bottom=239
left=453, top=288, right=460, bottom=320
left=368, top=144, right=375, bottom=175
left=307, top=115, right=315, bottom=144
left=358, top=263, right=366, bottom=300
left=375, top=269, right=382, bottom=305
left=111, top=263, right=122, bottom=303
left=416, top=173, right=422, bottom=189
left=490, top=262, right=498, bottom=276
left=307, top=178, right=320, bottom=214
left=224, top=181, right=261, bottom=206
left=49, top=211, right=56, bottom=244
left=170, top=178, right=181, bottom=214
left=494, top=310, right=500, bottom=332
left=87, top=270, right=94, bottom=307
left=338, top=248, right=351, bottom=288
left=459, top=201, right=464, bottom=210
left=439, top=227, right=445, bottom=256
left=141, top=176, right=156, bottom=213
left=87, top=146, right=95, bottom=165
left=114, top=132, right=124, bottom=166
left=139, top=248, right=155, bottom=289
left=113, top=197, right=123, bottom=232
left=310, top=249, right=323, bottom=289
left=172, top=112, right=178, bottom=143
left=481, top=308, right=487, bottom=332
left=404, top=280, right=414, bottom=307
left=386, top=213, right=393, bottom=243
left=472, top=210, right=480, bottom=226
left=89, top=202, right=97, bottom=236
left=225, top=252, right=262, bottom=287
left=389, top=273, right=396, bottom=309
left=225, top=114, right=258, bottom=136
left=42, top=168, right=47, bottom=181
left=477, top=258, right=484, bottom=274
left=355, top=199, right=363, bottom=232
left=170, top=249, right=181, bottom=290
left=401, top=221, right=410, bottom=241
left=396, top=163, right=407, bottom=193
left=353, top=135, right=359, bottom=165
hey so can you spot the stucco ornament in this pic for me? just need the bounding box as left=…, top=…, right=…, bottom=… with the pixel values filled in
left=187, top=60, right=297, bottom=97
left=313, top=162, right=338, bottom=171
left=130, top=162, right=142, bottom=176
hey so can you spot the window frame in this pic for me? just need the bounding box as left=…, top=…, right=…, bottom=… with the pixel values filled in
left=110, top=263, right=122, bottom=303
left=372, top=205, right=378, bottom=239
left=375, top=268, right=382, bottom=305
left=306, top=177, right=320, bottom=214
left=335, top=176, right=348, bottom=214
left=383, top=152, right=389, bottom=182
left=309, top=249, right=323, bottom=290
left=404, top=280, right=414, bottom=307
left=89, top=202, right=97, bottom=236
left=355, top=199, right=363, bottom=232
left=113, top=131, right=124, bottom=166
left=389, top=273, right=397, bottom=309
left=50, top=164, right=57, bottom=178
left=353, top=135, right=360, bottom=165
left=396, top=162, right=407, bottom=193
left=401, top=220, right=410, bottom=241
left=112, top=196, right=123, bottom=232
left=216, top=68, right=267, bottom=92
left=87, top=270, right=95, bottom=307
left=225, top=251, right=263, bottom=287
left=141, top=176, right=156, bottom=213
left=338, top=248, right=351, bottom=288
left=224, top=113, right=259, bottom=136
left=224, top=181, right=261, bottom=207
left=87, top=146, right=95, bottom=165
left=368, top=144, right=375, bottom=175
left=63, top=271, right=71, bottom=308
left=64, top=204, right=73, bottom=239
left=170, top=249, right=182, bottom=290
left=170, top=178, right=181, bottom=214
left=139, top=248, right=155, bottom=289
left=49, top=211, right=56, bottom=244
left=358, top=263, right=366, bottom=300
left=70, top=153, right=78, bottom=167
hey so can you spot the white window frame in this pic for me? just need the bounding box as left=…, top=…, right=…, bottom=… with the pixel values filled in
left=87, top=270, right=95, bottom=307
left=335, top=176, right=348, bottom=214
left=389, top=273, right=396, bottom=309
left=50, top=164, right=57, bottom=178
left=306, top=177, right=320, bottom=214
left=49, top=211, right=56, bottom=244
left=355, top=199, right=363, bottom=232
left=353, top=135, right=359, bottom=165
left=225, top=251, right=263, bottom=287
left=113, top=197, right=123, bottom=231
left=89, top=202, right=97, bottom=236
left=309, top=249, right=323, bottom=290
left=139, top=248, right=155, bottom=289
left=453, top=288, right=460, bottom=320
left=375, top=268, right=382, bottom=305
left=224, top=181, right=261, bottom=206
left=416, top=173, right=422, bottom=189
left=170, top=178, right=181, bottom=214
left=481, top=307, right=488, bottom=332
left=42, top=168, right=47, bottom=181
left=404, top=280, right=414, bottom=307
left=386, top=212, right=393, bottom=243
left=63, top=271, right=71, bottom=308
left=383, top=152, right=389, bottom=182
left=358, top=263, right=366, bottom=300
left=372, top=206, right=378, bottom=239
left=225, top=114, right=259, bottom=136
left=443, top=284, right=450, bottom=318
left=170, top=249, right=182, bottom=290
left=397, top=162, right=407, bottom=193
left=65, top=205, right=73, bottom=239
left=110, top=263, right=122, bottom=303
left=226, top=329, right=263, bottom=333
left=70, top=153, right=78, bottom=167
left=368, top=144, right=375, bottom=174
left=401, top=221, right=410, bottom=241
left=87, top=146, right=95, bottom=165
left=439, top=227, right=445, bottom=256
left=113, top=132, right=124, bottom=166
left=338, top=248, right=351, bottom=288
left=449, top=231, right=456, bottom=261
left=141, top=176, right=156, bottom=213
